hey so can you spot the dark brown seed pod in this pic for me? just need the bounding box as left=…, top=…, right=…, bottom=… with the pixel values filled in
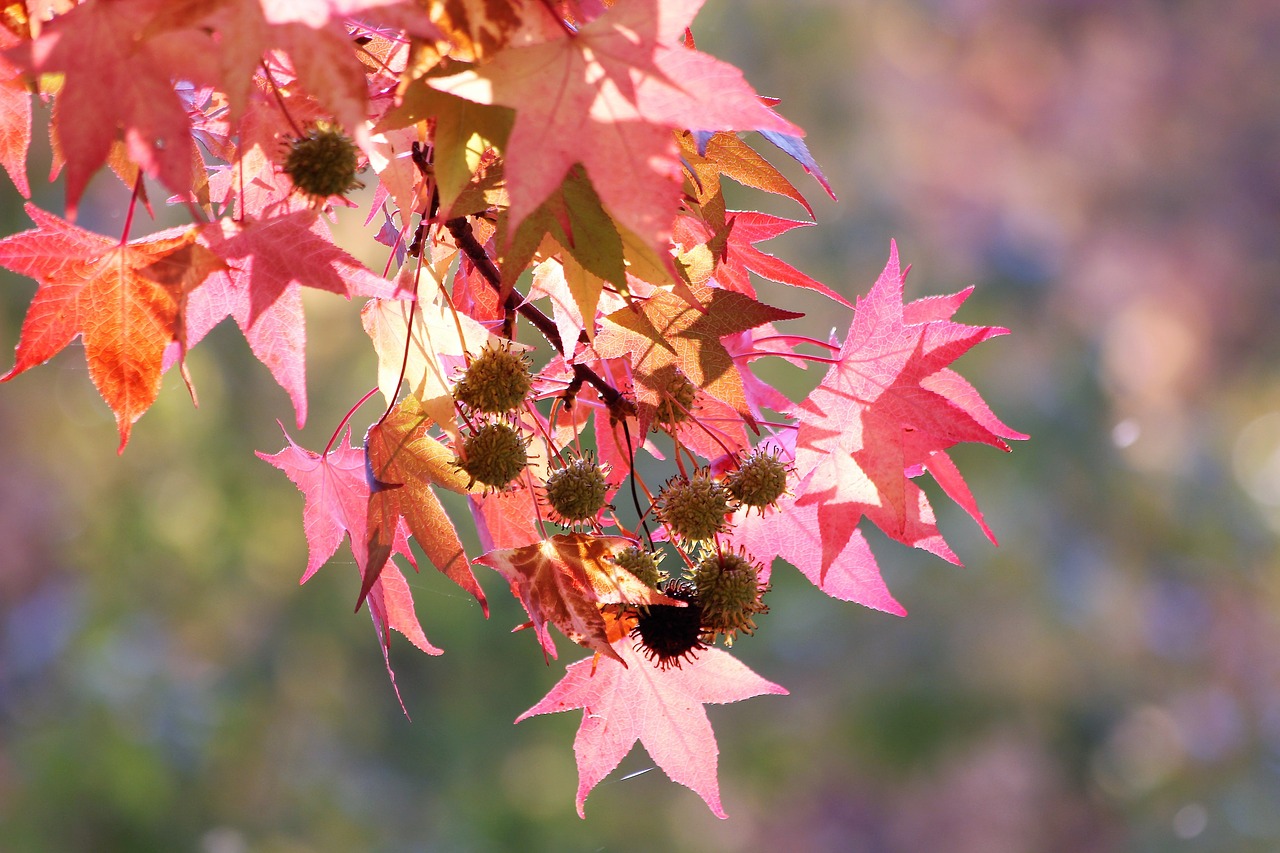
left=631, top=579, right=705, bottom=669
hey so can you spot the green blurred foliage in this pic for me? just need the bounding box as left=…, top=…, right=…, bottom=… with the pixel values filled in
left=4, top=1, right=1280, bottom=851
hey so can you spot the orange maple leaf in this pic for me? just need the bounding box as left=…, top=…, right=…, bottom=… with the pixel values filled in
left=0, top=204, right=222, bottom=450
left=364, top=395, right=487, bottom=615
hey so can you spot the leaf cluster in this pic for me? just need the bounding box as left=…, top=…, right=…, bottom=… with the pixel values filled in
left=0, top=0, right=1023, bottom=819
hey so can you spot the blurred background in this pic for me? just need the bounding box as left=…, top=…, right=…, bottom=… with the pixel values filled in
left=4, top=0, right=1280, bottom=850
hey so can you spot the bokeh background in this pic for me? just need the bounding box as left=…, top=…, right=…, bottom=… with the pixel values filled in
left=4, top=0, right=1280, bottom=850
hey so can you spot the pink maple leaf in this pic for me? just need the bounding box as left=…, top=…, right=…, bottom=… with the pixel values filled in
left=702, top=211, right=853, bottom=308
left=729, top=476, right=906, bottom=616
left=257, top=425, right=439, bottom=708
left=517, top=639, right=787, bottom=818
left=469, top=486, right=544, bottom=552
left=743, top=243, right=1024, bottom=608
left=188, top=211, right=395, bottom=427
left=193, top=0, right=435, bottom=134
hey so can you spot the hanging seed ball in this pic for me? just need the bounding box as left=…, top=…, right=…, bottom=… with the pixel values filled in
left=654, top=369, right=697, bottom=429
left=455, top=422, right=528, bottom=489
left=657, top=473, right=732, bottom=541
left=544, top=456, right=609, bottom=523
left=453, top=343, right=532, bottom=414
left=613, top=545, right=664, bottom=588
left=725, top=448, right=790, bottom=512
left=631, top=579, right=705, bottom=669
left=284, top=125, right=361, bottom=199
left=692, top=550, right=769, bottom=645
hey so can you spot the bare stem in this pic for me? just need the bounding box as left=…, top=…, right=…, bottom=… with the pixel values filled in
left=751, top=334, right=839, bottom=350
left=444, top=216, right=633, bottom=421
left=259, top=59, right=305, bottom=137
left=119, top=172, right=143, bottom=245
left=325, top=387, right=380, bottom=456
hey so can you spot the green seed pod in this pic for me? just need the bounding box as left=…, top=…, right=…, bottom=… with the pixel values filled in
left=657, top=473, right=732, bottom=542
left=454, top=343, right=532, bottom=414
left=613, top=545, right=664, bottom=588
left=544, top=455, right=609, bottom=523
left=455, top=422, right=528, bottom=490
left=284, top=125, right=362, bottom=199
left=654, top=369, right=697, bottom=429
left=724, top=448, right=790, bottom=511
left=691, top=550, right=768, bottom=645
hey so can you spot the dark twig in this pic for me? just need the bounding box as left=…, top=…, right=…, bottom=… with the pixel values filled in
left=444, top=216, right=634, bottom=421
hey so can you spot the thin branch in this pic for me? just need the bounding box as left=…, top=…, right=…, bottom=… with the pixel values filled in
left=444, top=216, right=634, bottom=421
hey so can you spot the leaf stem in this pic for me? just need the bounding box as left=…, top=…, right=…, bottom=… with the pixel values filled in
left=524, top=468, right=550, bottom=539
left=734, top=350, right=840, bottom=365
left=538, top=0, right=577, bottom=37
left=259, top=59, right=305, bottom=138
left=619, top=417, right=653, bottom=548
left=325, top=387, right=380, bottom=456
left=751, top=334, right=838, bottom=350
left=377, top=257, right=424, bottom=427
left=525, top=399, right=567, bottom=469
left=120, top=172, right=143, bottom=245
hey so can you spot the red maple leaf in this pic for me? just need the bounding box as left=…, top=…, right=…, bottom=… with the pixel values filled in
left=676, top=210, right=853, bottom=308
left=0, top=27, right=30, bottom=197
left=0, top=204, right=224, bottom=450
left=474, top=533, right=682, bottom=663
left=257, top=425, right=439, bottom=707
left=517, top=639, right=788, bottom=818
left=431, top=0, right=799, bottom=259
left=6, top=0, right=217, bottom=217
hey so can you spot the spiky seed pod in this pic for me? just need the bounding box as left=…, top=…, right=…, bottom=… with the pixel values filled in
left=455, top=422, right=528, bottom=490
left=654, top=369, right=697, bottom=429
left=544, top=455, right=609, bottom=523
left=453, top=343, right=532, bottom=414
left=657, top=473, right=732, bottom=542
left=725, top=448, right=790, bottom=512
left=284, top=125, right=362, bottom=199
left=613, top=545, right=664, bottom=588
left=692, top=550, right=769, bottom=645
left=631, top=579, right=705, bottom=669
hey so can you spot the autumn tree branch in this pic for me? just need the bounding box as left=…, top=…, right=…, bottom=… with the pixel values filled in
left=444, top=216, right=634, bottom=420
